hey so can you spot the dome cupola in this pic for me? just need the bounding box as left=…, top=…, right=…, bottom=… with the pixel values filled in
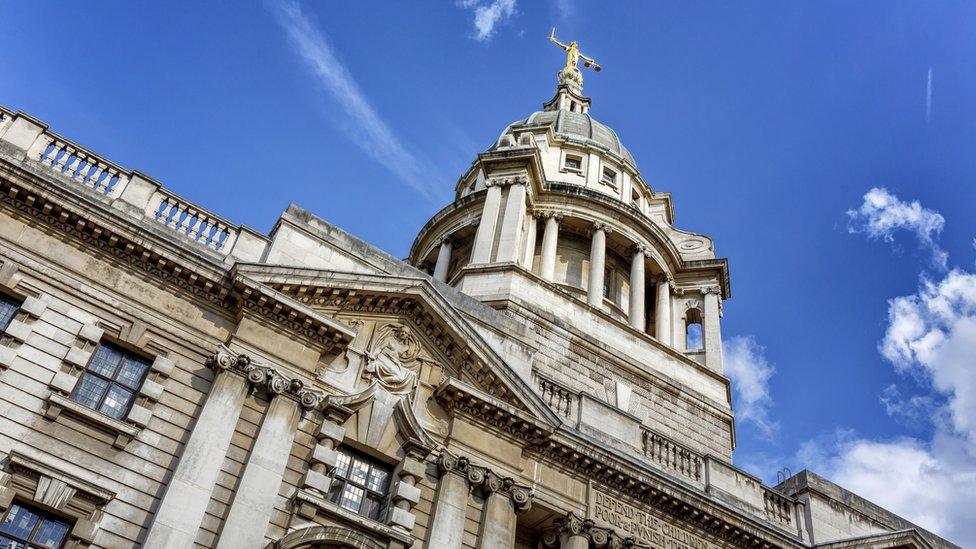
left=409, top=33, right=730, bottom=376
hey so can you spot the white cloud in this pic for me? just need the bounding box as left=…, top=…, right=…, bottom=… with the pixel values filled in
left=804, top=193, right=976, bottom=545
left=847, top=187, right=947, bottom=269
left=926, top=67, right=934, bottom=123
left=267, top=0, right=434, bottom=198
left=880, top=270, right=976, bottom=443
left=457, top=0, right=517, bottom=42
left=797, top=431, right=976, bottom=544
left=723, top=335, right=779, bottom=439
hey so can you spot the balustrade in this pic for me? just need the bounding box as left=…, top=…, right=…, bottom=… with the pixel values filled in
left=27, top=133, right=130, bottom=198
left=533, top=372, right=576, bottom=420
left=641, top=428, right=703, bottom=486
left=763, top=487, right=795, bottom=529
left=146, top=189, right=237, bottom=253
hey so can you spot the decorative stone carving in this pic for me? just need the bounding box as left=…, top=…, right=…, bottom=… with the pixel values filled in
left=436, top=453, right=533, bottom=512
left=364, top=324, right=421, bottom=394
left=207, top=345, right=328, bottom=411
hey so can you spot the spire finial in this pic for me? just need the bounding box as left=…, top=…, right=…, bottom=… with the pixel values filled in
left=548, top=28, right=601, bottom=93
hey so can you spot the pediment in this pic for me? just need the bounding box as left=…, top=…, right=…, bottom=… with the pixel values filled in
left=231, top=264, right=561, bottom=432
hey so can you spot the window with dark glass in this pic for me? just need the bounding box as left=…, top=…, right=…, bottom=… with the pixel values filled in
left=602, top=167, right=617, bottom=186
left=564, top=155, right=582, bottom=171
left=70, top=341, right=150, bottom=420
left=0, top=502, right=72, bottom=549
left=603, top=267, right=613, bottom=300
left=0, top=293, right=21, bottom=333
left=326, top=447, right=391, bottom=521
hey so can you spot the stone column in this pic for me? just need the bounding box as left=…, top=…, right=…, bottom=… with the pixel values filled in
left=654, top=276, right=672, bottom=345
left=495, top=177, right=527, bottom=263
left=471, top=180, right=504, bottom=264
left=628, top=245, right=646, bottom=330
left=143, top=348, right=249, bottom=549
left=477, top=472, right=531, bottom=549
left=426, top=455, right=470, bottom=549
left=703, top=287, right=724, bottom=373
left=217, top=390, right=301, bottom=549
left=521, top=212, right=537, bottom=270
left=552, top=513, right=590, bottom=549
left=587, top=222, right=608, bottom=308
left=539, top=213, right=561, bottom=281
left=433, top=238, right=454, bottom=282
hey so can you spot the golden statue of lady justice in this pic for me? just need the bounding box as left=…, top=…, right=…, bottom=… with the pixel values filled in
left=549, top=28, right=601, bottom=73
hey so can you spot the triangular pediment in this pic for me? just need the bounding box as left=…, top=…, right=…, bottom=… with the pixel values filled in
left=230, top=264, right=561, bottom=432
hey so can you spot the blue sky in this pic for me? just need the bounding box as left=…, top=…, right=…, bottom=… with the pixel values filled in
left=4, top=1, right=976, bottom=544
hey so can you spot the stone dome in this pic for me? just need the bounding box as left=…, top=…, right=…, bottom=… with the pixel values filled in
left=501, top=109, right=637, bottom=167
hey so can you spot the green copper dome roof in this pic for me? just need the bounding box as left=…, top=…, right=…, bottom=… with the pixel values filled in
left=504, top=109, right=636, bottom=167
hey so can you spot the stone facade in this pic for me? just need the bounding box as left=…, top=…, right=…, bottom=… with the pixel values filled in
left=0, top=55, right=958, bottom=549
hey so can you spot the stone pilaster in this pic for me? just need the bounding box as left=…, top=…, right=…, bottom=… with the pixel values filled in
left=703, top=286, right=724, bottom=373
left=495, top=177, right=528, bottom=263
left=541, top=513, right=640, bottom=549
left=144, top=346, right=250, bottom=549
left=471, top=180, right=504, bottom=264
left=428, top=453, right=533, bottom=549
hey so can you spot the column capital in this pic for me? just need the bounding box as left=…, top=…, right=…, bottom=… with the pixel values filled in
left=703, top=285, right=723, bottom=297
left=554, top=511, right=591, bottom=536
left=436, top=453, right=533, bottom=511
left=591, top=220, right=613, bottom=235
left=436, top=235, right=456, bottom=247
left=629, top=242, right=648, bottom=257
left=486, top=175, right=527, bottom=188
left=536, top=210, right=564, bottom=223
left=206, top=345, right=328, bottom=411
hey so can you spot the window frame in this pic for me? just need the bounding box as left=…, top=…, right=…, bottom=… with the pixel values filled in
left=327, top=446, right=393, bottom=522
left=0, top=501, right=73, bottom=549
left=601, top=166, right=618, bottom=187
left=69, top=341, right=151, bottom=421
left=562, top=153, right=584, bottom=173
left=0, top=292, right=22, bottom=334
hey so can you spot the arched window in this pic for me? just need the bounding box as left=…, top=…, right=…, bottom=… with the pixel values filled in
left=685, top=307, right=703, bottom=351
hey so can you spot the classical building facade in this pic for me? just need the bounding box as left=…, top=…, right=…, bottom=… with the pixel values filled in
left=0, top=43, right=958, bottom=549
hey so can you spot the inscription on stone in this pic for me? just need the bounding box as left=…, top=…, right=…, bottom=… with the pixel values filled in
left=590, top=489, right=717, bottom=548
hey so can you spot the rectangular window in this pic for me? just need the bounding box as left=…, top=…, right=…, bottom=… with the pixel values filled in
left=564, top=155, right=582, bottom=171
left=0, top=502, right=72, bottom=549
left=602, top=167, right=617, bottom=186
left=0, top=294, right=21, bottom=333
left=603, top=267, right=613, bottom=300
left=71, top=342, right=150, bottom=420
left=326, top=447, right=392, bottom=521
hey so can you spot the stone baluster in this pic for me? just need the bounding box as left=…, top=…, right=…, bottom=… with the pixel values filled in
left=144, top=347, right=251, bottom=549
left=433, top=237, right=454, bottom=282
left=539, top=213, right=562, bottom=281
left=587, top=222, right=609, bottom=308
left=54, top=145, right=75, bottom=172
left=628, top=244, right=646, bottom=330
left=703, top=287, right=723, bottom=373
left=654, top=275, right=672, bottom=345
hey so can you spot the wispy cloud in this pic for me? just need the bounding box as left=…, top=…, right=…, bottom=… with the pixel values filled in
left=926, top=67, right=934, bottom=123
left=723, top=335, right=779, bottom=439
left=847, top=187, right=947, bottom=269
left=457, top=0, right=517, bottom=42
left=267, top=0, right=434, bottom=199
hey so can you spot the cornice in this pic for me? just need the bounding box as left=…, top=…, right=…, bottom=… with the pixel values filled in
left=0, top=158, right=355, bottom=355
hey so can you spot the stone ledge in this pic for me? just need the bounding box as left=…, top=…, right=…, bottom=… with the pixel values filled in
left=45, top=392, right=140, bottom=448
